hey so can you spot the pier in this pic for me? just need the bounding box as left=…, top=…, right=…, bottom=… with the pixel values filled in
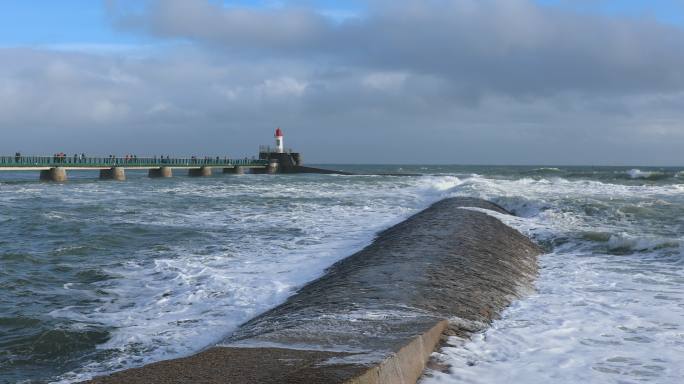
left=0, top=155, right=269, bottom=181
left=0, top=129, right=351, bottom=181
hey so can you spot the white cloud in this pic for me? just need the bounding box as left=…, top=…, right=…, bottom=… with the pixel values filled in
left=260, top=77, right=308, bottom=97
left=91, top=99, right=130, bottom=123
left=362, top=72, right=407, bottom=92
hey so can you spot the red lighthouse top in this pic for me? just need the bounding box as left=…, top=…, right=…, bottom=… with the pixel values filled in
left=275, top=128, right=283, bottom=137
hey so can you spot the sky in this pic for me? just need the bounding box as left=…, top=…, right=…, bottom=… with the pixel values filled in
left=1, top=0, right=684, bottom=165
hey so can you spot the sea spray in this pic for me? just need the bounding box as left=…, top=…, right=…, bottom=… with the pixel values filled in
left=422, top=169, right=684, bottom=384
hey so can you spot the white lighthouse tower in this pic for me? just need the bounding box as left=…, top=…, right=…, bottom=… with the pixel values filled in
left=275, top=127, right=284, bottom=153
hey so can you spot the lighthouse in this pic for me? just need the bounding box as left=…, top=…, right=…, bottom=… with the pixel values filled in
left=275, top=127, right=284, bottom=153
left=258, top=127, right=302, bottom=170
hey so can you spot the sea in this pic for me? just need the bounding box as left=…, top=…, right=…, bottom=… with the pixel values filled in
left=0, top=165, right=682, bottom=384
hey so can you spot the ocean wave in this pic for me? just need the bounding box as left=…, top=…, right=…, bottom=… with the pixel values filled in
left=581, top=231, right=681, bottom=253
left=532, top=167, right=562, bottom=173
left=7, top=167, right=684, bottom=384
left=45, top=173, right=466, bottom=383
left=625, top=168, right=667, bottom=180
left=423, top=170, right=684, bottom=384
left=607, top=234, right=680, bottom=252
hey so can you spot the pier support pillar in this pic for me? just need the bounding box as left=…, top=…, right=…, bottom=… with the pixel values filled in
left=149, top=167, right=173, bottom=178
left=223, top=166, right=245, bottom=175
left=189, top=167, right=212, bottom=177
left=40, top=167, right=67, bottom=182
left=100, top=167, right=126, bottom=181
left=267, top=160, right=279, bottom=174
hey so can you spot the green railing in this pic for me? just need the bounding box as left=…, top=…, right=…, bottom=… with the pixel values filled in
left=0, top=156, right=268, bottom=168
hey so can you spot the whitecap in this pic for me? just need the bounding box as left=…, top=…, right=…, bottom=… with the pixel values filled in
left=607, top=234, right=679, bottom=252
left=626, top=168, right=664, bottom=179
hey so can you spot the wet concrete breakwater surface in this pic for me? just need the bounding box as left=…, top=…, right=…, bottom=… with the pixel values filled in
left=84, top=197, right=541, bottom=383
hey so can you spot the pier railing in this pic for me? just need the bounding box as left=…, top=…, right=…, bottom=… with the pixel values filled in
left=259, top=145, right=295, bottom=154
left=0, top=156, right=268, bottom=168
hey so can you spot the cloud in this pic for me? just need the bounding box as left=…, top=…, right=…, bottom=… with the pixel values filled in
left=110, top=0, right=330, bottom=50
left=1, top=0, right=683, bottom=165
left=112, top=0, right=684, bottom=98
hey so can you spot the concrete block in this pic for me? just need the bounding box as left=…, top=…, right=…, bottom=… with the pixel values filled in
left=99, top=167, right=126, bottom=181
left=189, top=167, right=212, bottom=177
left=39, top=167, right=67, bottom=182
left=267, top=160, right=279, bottom=174
left=223, top=166, right=245, bottom=175
left=149, top=167, right=173, bottom=178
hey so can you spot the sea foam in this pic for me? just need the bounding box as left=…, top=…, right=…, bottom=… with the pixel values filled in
left=422, top=175, right=684, bottom=384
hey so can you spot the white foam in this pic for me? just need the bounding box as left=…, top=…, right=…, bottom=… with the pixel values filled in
left=626, top=168, right=664, bottom=179
left=422, top=175, right=684, bottom=384
left=533, top=167, right=561, bottom=172
left=51, top=174, right=464, bottom=383
left=8, top=171, right=681, bottom=383
left=422, top=249, right=684, bottom=384
left=607, top=233, right=679, bottom=252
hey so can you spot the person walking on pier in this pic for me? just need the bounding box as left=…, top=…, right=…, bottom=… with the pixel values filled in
left=53, top=153, right=65, bottom=164
left=14, top=152, right=21, bottom=163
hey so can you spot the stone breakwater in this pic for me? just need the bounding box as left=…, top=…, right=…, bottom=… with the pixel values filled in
left=84, top=197, right=542, bottom=384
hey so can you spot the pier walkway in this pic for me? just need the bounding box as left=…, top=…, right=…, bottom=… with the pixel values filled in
left=0, top=155, right=270, bottom=181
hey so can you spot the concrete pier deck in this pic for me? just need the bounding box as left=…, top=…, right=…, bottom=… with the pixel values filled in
left=84, top=197, right=542, bottom=384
